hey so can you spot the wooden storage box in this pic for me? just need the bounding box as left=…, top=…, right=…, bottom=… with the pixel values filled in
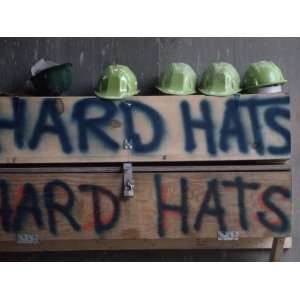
left=0, top=94, right=291, bottom=256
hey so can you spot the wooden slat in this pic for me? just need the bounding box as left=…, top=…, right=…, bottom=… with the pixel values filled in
left=0, top=162, right=291, bottom=173
left=0, top=238, right=292, bottom=252
left=0, top=94, right=290, bottom=164
left=0, top=170, right=291, bottom=250
left=270, top=237, right=286, bottom=261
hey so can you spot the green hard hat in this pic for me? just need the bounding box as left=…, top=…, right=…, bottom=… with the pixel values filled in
left=157, top=63, right=197, bottom=95
left=95, top=64, right=139, bottom=100
left=199, top=62, right=241, bottom=96
left=31, top=63, right=72, bottom=96
left=242, top=60, right=287, bottom=91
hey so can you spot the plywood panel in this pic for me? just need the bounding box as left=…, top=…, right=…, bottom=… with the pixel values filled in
left=0, top=94, right=290, bottom=163
left=0, top=170, right=291, bottom=249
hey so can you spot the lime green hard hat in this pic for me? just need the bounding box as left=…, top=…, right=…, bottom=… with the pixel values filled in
left=199, top=62, right=241, bottom=96
left=157, top=63, right=197, bottom=95
left=95, top=64, right=139, bottom=100
left=242, top=60, right=287, bottom=91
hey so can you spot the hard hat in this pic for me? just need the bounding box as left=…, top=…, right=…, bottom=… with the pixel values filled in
left=95, top=64, right=139, bottom=99
left=157, top=63, right=197, bottom=95
left=242, top=60, right=287, bottom=91
left=199, top=62, right=241, bottom=96
left=31, top=63, right=72, bottom=96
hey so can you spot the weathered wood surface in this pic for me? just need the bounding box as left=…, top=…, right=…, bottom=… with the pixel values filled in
left=0, top=94, right=290, bottom=163
left=0, top=170, right=291, bottom=248
left=270, top=237, right=286, bottom=261
left=0, top=163, right=291, bottom=174
left=0, top=238, right=292, bottom=252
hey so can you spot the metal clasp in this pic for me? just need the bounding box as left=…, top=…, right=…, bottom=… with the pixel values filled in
left=123, top=138, right=133, bottom=150
left=123, top=163, right=134, bottom=198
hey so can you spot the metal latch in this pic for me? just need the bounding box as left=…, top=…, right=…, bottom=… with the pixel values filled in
left=218, top=231, right=239, bottom=241
left=123, top=138, right=133, bottom=150
left=123, top=163, right=134, bottom=198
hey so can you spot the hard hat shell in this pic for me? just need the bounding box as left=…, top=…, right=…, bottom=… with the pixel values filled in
left=31, top=63, right=72, bottom=96
left=157, top=63, right=197, bottom=95
left=95, top=64, right=139, bottom=100
left=199, top=62, right=241, bottom=97
left=242, top=60, right=287, bottom=91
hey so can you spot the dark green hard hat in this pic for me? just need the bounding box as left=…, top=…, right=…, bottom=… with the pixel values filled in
left=157, top=63, right=197, bottom=95
left=95, top=64, right=139, bottom=100
left=199, top=62, right=241, bottom=96
left=31, top=63, right=72, bottom=96
left=242, top=60, right=287, bottom=91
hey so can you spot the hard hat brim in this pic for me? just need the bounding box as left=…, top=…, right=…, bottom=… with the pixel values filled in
left=242, top=80, right=287, bottom=91
left=95, top=90, right=139, bottom=100
left=30, top=63, right=73, bottom=80
left=199, top=88, right=241, bottom=97
left=156, top=86, right=197, bottom=96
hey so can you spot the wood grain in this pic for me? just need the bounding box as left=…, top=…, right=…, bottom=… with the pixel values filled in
left=0, top=170, right=291, bottom=247
left=0, top=238, right=292, bottom=252
left=0, top=94, right=290, bottom=164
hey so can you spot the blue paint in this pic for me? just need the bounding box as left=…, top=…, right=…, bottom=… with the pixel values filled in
left=0, top=97, right=26, bottom=151
left=44, top=179, right=81, bottom=235
left=0, top=174, right=292, bottom=235
left=72, top=98, right=120, bottom=152
left=220, top=99, right=248, bottom=153
left=257, top=185, right=290, bottom=233
left=194, top=179, right=227, bottom=232
left=0, top=180, right=12, bottom=232
left=222, top=177, right=260, bottom=231
left=243, top=99, right=265, bottom=155
left=264, top=107, right=290, bottom=155
left=120, top=101, right=166, bottom=153
left=28, top=99, right=73, bottom=153
left=79, top=184, right=120, bottom=235
left=181, top=100, right=216, bottom=155
left=13, top=183, right=44, bottom=232
left=0, top=96, right=292, bottom=158
left=154, top=174, right=189, bottom=237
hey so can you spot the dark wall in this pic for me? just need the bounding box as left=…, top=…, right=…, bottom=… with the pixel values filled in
left=1, top=38, right=299, bottom=96
left=0, top=37, right=299, bottom=261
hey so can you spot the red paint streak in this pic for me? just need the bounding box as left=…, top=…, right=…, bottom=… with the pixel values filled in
left=161, top=184, right=169, bottom=204
left=82, top=221, right=94, bottom=231
left=257, top=192, right=267, bottom=210
left=252, top=212, right=259, bottom=222
left=82, top=212, right=114, bottom=232
left=160, top=183, right=181, bottom=230
left=11, top=185, right=25, bottom=217
left=223, top=186, right=235, bottom=190
left=15, top=185, right=24, bottom=202
left=253, top=211, right=283, bottom=226
left=163, top=210, right=181, bottom=218
left=268, top=219, right=282, bottom=226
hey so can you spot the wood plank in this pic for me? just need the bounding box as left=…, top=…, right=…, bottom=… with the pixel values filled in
left=0, top=162, right=291, bottom=174
left=0, top=170, right=291, bottom=250
left=270, top=237, right=286, bottom=261
left=0, top=94, right=290, bottom=164
left=0, top=238, right=292, bottom=252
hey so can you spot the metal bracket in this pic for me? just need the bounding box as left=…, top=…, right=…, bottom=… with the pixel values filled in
left=218, top=231, right=239, bottom=241
left=123, top=163, right=135, bottom=198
